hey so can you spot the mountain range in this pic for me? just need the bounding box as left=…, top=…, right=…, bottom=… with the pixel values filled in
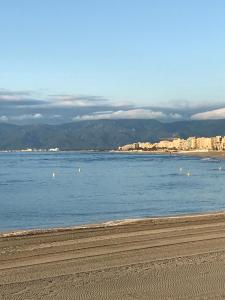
left=1, top=119, right=225, bottom=150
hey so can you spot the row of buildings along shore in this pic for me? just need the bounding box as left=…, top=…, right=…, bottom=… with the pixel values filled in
left=118, top=136, right=225, bottom=152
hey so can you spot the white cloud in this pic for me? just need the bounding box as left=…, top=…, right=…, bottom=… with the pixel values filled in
left=11, top=113, right=43, bottom=121
left=48, top=94, right=108, bottom=108
left=0, top=116, right=9, bottom=122
left=93, top=111, right=114, bottom=115
left=73, top=109, right=182, bottom=121
left=191, top=108, right=225, bottom=120
left=168, top=113, right=182, bottom=119
left=0, top=89, right=31, bottom=101
left=50, top=114, right=62, bottom=119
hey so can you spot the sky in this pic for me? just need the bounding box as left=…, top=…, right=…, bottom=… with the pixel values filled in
left=1, top=0, right=225, bottom=124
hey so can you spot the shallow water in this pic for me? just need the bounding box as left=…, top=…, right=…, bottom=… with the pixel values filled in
left=0, top=151, right=225, bottom=231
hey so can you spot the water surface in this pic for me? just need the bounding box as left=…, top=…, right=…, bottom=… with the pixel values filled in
left=0, top=152, right=225, bottom=231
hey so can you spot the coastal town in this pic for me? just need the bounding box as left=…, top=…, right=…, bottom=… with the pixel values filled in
left=118, top=136, right=225, bottom=152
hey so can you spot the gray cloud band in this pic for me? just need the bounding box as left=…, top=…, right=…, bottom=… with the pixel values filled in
left=1, top=89, right=225, bottom=123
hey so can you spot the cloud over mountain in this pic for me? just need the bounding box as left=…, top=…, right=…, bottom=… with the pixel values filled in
left=1, top=88, right=225, bottom=124
left=73, top=109, right=182, bottom=121
left=0, top=89, right=31, bottom=101
left=48, top=94, right=108, bottom=107
left=191, top=108, right=225, bottom=120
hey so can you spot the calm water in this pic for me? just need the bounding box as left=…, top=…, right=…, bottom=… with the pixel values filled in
left=1, top=152, right=225, bottom=232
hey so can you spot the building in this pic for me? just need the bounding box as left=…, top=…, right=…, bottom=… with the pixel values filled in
left=118, top=135, right=225, bottom=152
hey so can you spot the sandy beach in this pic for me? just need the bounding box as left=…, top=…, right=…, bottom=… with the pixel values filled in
left=178, top=150, right=225, bottom=160
left=115, top=149, right=225, bottom=160
left=2, top=213, right=225, bottom=299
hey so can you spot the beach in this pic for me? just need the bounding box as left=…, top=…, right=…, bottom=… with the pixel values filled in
left=178, top=150, right=225, bottom=160
left=115, top=149, right=225, bottom=160
left=1, top=213, right=225, bottom=299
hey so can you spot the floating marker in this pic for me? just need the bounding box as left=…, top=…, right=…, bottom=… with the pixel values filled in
left=52, top=172, right=55, bottom=178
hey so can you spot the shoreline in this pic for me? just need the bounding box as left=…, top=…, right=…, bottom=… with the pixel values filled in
left=2, top=210, right=225, bottom=237
left=115, top=149, right=225, bottom=159
left=177, top=150, right=225, bottom=159
left=2, top=148, right=225, bottom=161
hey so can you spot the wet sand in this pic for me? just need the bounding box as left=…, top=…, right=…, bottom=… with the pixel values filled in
left=2, top=213, right=225, bottom=299
left=177, top=150, right=225, bottom=160
left=115, top=149, right=225, bottom=160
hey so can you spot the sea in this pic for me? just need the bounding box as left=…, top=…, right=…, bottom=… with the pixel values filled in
left=1, top=151, right=225, bottom=232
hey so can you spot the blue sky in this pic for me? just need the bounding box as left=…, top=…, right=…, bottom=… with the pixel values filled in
left=1, top=0, right=225, bottom=123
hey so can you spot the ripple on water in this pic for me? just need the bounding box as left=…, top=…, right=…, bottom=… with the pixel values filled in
left=0, top=152, right=225, bottom=231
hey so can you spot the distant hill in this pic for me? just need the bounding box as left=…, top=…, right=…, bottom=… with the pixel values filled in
left=1, top=119, right=225, bottom=150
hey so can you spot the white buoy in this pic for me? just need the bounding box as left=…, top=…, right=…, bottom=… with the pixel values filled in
left=52, top=172, right=55, bottom=178
left=219, top=166, right=222, bottom=171
left=186, top=172, right=191, bottom=176
left=78, top=168, right=81, bottom=173
left=179, top=167, right=183, bottom=172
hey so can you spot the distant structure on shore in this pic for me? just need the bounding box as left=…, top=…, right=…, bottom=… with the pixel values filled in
left=0, top=148, right=60, bottom=153
left=118, top=136, right=225, bottom=152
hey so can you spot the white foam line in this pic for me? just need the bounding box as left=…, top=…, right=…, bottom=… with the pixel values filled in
left=1, top=211, right=225, bottom=238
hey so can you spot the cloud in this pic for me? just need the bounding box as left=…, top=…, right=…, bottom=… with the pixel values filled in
left=0, top=89, right=31, bottom=101
left=4, top=88, right=225, bottom=124
left=10, top=113, right=43, bottom=121
left=73, top=109, right=182, bottom=121
left=0, top=116, right=8, bottom=122
left=0, top=90, right=111, bottom=112
left=49, top=114, right=62, bottom=119
left=191, top=108, right=225, bottom=120
left=0, top=113, right=63, bottom=123
left=0, top=89, right=47, bottom=107
left=0, top=99, right=47, bottom=107
left=47, top=94, right=109, bottom=107
left=167, top=113, right=183, bottom=119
